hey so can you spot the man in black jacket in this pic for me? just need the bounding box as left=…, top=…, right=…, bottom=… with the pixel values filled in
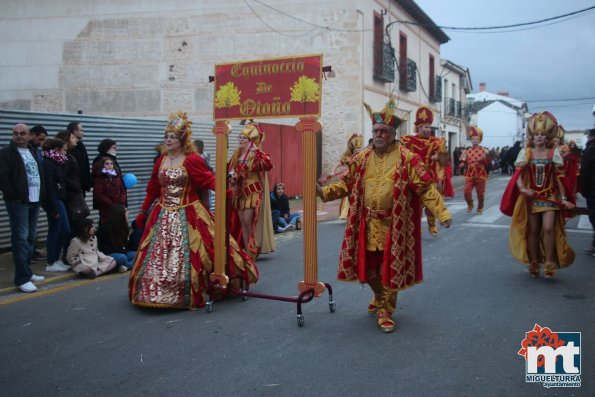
left=580, top=128, right=595, bottom=255
left=0, top=124, right=46, bottom=292
left=67, top=121, right=91, bottom=196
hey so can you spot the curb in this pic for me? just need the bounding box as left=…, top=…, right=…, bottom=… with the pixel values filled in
left=0, top=273, right=77, bottom=297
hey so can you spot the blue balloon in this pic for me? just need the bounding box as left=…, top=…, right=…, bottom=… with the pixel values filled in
left=123, top=173, right=138, bottom=189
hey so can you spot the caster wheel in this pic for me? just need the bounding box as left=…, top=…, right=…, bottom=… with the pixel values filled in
left=297, top=315, right=305, bottom=327
left=206, top=302, right=213, bottom=313
left=329, top=301, right=336, bottom=313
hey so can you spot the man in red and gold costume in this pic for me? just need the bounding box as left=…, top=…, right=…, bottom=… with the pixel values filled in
left=400, top=106, right=448, bottom=236
left=459, top=126, right=489, bottom=214
left=316, top=98, right=452, bottom=333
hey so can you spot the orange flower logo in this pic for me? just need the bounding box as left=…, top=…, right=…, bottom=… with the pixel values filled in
left=518, top=324, right=566, bottom=367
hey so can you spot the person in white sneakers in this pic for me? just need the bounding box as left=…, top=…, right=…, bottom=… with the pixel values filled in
left=0, top=124, right=47, bottom=293
left=41, top=137, right=71, bottom=273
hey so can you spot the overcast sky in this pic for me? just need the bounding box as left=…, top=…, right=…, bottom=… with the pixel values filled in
left=415, top=0, right=595, bottom=130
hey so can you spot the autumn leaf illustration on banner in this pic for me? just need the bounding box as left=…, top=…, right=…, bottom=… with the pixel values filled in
left=215, top=82, right=242, bottom=109
left=290, top=76, right=321, bottom=103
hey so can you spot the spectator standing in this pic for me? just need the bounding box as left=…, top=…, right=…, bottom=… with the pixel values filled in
left=499, top=146, right=509, bottom=174
left=0, top=124, right=46, bottom=292
left=28, top=125, right=49, bottom=262
left=193, top=139, right=212, bottom=170
left=29, top=125, right=48, bottom=162
left=41, top=138, right=71, bottom=272
left=67, top=122, right=92, bottom=196
left=92, top=138, right=123, bottom=174
left=56, top=130, right=88, bottom=236
left=194, top=138, right=213, bottom=209
left=505, top=141, right=522, bottom=175
left=92, top=156, right=127, bottom=224
left=580, top=128, right=595, bottom=255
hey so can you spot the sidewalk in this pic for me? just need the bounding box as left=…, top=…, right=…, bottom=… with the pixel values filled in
left=0, top=175, right=467, bottom=295
left=0, top=199, right=343, bottom=295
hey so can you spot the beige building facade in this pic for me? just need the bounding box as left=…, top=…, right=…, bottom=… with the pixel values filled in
left=0, top=0, right=449, bottom=172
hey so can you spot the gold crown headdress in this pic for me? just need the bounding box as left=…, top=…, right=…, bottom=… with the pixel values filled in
left=166, top=111, right=192, bottom=142
left=527, top=111, right=558, bottom=140
left=240, top=122, right=264, bottom=147
left=363, top=97, right=403, bottom=129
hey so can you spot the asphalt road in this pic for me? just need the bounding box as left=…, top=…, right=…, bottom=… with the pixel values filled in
left=0, top=175, right=593, bottom=397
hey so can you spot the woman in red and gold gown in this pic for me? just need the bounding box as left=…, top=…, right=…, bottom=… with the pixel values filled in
left=228, top=122, right=275, bottom=259
left=129, top=112, right=258, bottom=309
left=500, top=112, right=575, bottom=278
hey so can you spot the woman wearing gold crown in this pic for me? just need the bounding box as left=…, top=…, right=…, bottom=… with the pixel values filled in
left=228, top=122, right=275, bottom=259
left=459, top=126, right=490, bottom=214
left=129, top=112, right=258, bottom=309
left=500, top=111, right=575, bottom=277
left=330, top=133, right=363, bottom=220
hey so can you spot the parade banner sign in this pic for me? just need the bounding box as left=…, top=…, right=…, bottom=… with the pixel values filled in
left=213, top=54, right=322, bottom=121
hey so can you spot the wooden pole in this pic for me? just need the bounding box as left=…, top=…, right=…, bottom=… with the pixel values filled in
left=296, top=117, right=326, bottom=297
left=210, top=121, right=231, bottom=288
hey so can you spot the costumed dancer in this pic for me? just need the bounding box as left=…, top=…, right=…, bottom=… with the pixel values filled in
left=554, top=125, right=580, bottom=203
left=330, top=133, right=363, bottom=220
left=459, top=126, right=490, bottom=214
left=228, top=122, right=275, bottom=260
left=400, top=106, right=448, bottom=236
left=500, top=111, right=575, bottom=278
left=316, top=98, right=452, bottom=333
left=129, top=112, right=258, bottom=309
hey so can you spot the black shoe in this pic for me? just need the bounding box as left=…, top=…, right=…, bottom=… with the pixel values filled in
left=33, top=250, right=47, bottom=260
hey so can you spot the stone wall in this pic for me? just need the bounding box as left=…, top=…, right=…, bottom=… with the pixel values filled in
left=3, top=0, right=447, bottom=173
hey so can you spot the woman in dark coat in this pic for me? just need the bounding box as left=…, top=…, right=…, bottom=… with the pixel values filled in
left=56, top=130, right=86, bottom=235
left=41, top=138, right=71, bottom=272
left=92, top=156, right=127, bottom=224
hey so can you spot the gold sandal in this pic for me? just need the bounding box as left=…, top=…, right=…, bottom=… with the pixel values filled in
left=544, top=261, right=557, bottom=277
left=367, top=297, right=381, bottom=315
left=528, top=262, right=539, bottom=277
left=376, top=309, right=395, bottom=333
left=429, top=225, right=438, bottom=237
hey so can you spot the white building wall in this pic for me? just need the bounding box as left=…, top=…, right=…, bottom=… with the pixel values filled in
left=361, top=1, right=443, bottom=141
left=0, top=0, right=447, bottom=173
left=476, top=102, right=518, bottom=149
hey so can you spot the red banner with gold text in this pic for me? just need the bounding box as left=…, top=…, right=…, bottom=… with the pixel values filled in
left=213, top=54, right=322, bottom=121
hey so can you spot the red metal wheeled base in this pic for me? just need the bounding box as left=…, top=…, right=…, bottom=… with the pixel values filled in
left=206, top=279, right=335, bottom=327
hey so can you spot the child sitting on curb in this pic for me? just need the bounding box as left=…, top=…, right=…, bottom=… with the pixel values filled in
left=66, top=218, right=119, bottom=278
